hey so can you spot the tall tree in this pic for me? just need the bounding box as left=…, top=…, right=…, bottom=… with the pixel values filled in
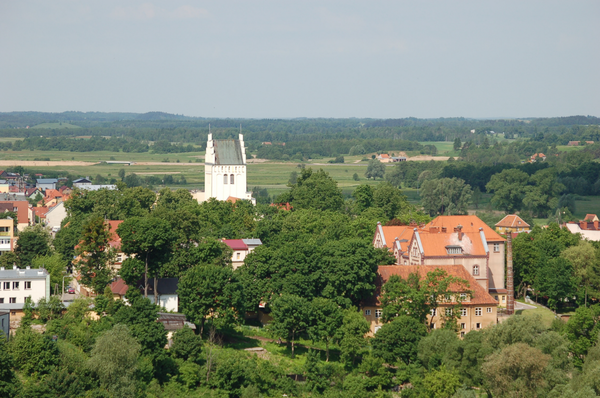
left=562, top=241, right=600, bottom=306
left=308, top=298, right=343, bottom=362
left=117, top=217, right=175, bottom=300
left=74, top=216, right=115, bottom=294
left=270, top=294, right=310, bottom=358
left=279, top=168, right=344, bottom=212
left=178, top=264, right=243, bottom=335
left=486, top=168, right=530, bottom=213
left=365, top=159, right=385, bottom=180
left=371, top=315, right=427, bottom=365
left=420, top=178, right=472, bottom=216
left=14, top=224, right=52, bottom=267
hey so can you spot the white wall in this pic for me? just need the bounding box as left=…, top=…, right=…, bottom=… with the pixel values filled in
left=0, top=272, right=49, bottom=305
left=149, top=294, right=178, bottom=312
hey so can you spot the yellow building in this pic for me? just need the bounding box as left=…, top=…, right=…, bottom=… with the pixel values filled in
left=495, top=214, right=530, bottom=234
left=362, top=265, right=498, bottom=337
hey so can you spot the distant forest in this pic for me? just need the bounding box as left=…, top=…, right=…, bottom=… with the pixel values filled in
left=0, top=112, right=599, bottom=159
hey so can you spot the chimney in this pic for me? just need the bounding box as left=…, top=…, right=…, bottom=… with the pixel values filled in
left=12, top=264, right=17, bottom=270
left=506, top=233, right=514, bottom=315
left=580, top=221, right=587, bottom=230
left=429, top=226, right=439, bottom=233
left=26, top=266, right=30, bottom=270
left=441, top=227, right=447, bottom=233
left=455, top=224, right=463, bottom=241
left=594, top=220, right=599, bottom=230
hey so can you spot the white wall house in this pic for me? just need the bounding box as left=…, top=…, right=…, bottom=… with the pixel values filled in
left=0, top=266, right=50, bottom=319
left=146, top=278, right=179, bottom=312
left=202, top=133, right=255, bottom=204
left=45, top=202, right=67, bottom=233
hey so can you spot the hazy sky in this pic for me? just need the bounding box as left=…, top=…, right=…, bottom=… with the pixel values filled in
left=1, top=1, right=598, bottom=119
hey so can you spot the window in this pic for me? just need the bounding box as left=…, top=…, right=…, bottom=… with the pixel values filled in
left=473, top=265, right=479, bottom=276
left=460, top=293, right=467, bottom=301
left=236, top=252, right=241, bottom=260
left=364, top=310, right=371, bottom=316
left=25, top=281, right=31, bottom=290
left=476, top=323, right=481, bottom=329
left=9, top=297, right=16, bottom=304
left=375, top=309, right=382, bottom=318
left=494, top=243, right=500, bottom=252
left=223, top=175, right=228, bottom=184
left=502, top=296, right=506, bottom=302
left=494, top=295, right=498, bottom=301
left=460, top=331, right=465, bottom=338
left=460, top=323, right=466, bottom=329
left=475, top=308, right=482, bottom=316
left=446, top=246, right=462, bottom=254
left=431, top=323, right=436, bottom=329
left=2, top=282, right=9, bottom=290
left=116, top=255, right=123, bottom=263
left=12, top=282, right=19, bottom=290
left=0, top=298, right=3, bottom=303
left=487, top=307, right=492, bottom=313
left=461, top=308, right=467, bottom=317
left=445, top=308, right=453, bottom=316
left=230, top=174, right=234, bottom=184
left=430, top=308, right=437, bottom=317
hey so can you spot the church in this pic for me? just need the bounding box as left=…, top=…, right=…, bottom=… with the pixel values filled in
left=193, top=133, right=255, bottom=204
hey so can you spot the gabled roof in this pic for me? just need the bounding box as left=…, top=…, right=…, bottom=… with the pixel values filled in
left=44, top=189, right=63, bottom=201
left=223, top=239, right=248, bottom=251
left=145, top=278, right=179, bottom=295
left=73, top=177, right=92, bottom=184
left=214, top=139, right=244, bottom=165
left=36, top=178, right=58, bottom=184
left=110, top=278, right=129, bottom=296
left=368, top=265, right=497, bottom=306
left=495, top=214, right=530, bottom=228
left=426, top=215, right=505, bottom=242
left=378, top=225, right=418, bottom=252
left=107, top=220, right=124, bottom=250
left=0, top=201, right=28, bottom=224
left=242, top=238, right=262, bottom=247
left=584, top=214, right=599, bottom=222
left=416, top=230, right=488, bottom=257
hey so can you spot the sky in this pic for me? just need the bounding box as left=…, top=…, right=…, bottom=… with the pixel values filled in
left=1, top=1, right=599, bottom=119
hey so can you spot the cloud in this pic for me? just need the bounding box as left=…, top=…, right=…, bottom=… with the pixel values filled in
left=170, top=5, right=210, bottom=20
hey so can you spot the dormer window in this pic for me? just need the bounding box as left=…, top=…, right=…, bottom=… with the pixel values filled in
left=446, top=245, right=462, bottom=255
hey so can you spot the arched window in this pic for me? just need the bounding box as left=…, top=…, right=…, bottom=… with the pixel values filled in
left=473, top=265, right=479, bottom=276
left=223, top=174, right=228, bottom=184
left=230, top=174, right=234, bottom=184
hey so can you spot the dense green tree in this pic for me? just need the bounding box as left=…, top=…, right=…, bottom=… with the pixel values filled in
left=74, top=216, right=116, bottom=294
left=420, top=177, right=472, bottom=216
left=278, top=168, right=344, bottom=211
left=338, top=308, right=370, bottom=366
left=563, top=305, right=600, bottom=369
left=372, top=182, right=410, bottom=220
left=9, top=326, right=60, bottom=375
left=418, top=329, right=462, bottom=371
left=31, top=253, right=68, bottom=295
left=486, top=168, right=530, bottom=213
left=0, top=336, right=19, bottom=397
left=535, top=257, right=577, bottom=311
left=308, top=298, right=343, bottom=362
left=178, top=264, right=243, bottom=335
left=14, top=224, right=52, bottom=266
left=88, top=324, right=140, bottom=398
left=118, top=217, right=175, bottom=299
left=365, top=159, right=385, bottom=180
left=482, top=343, right=550, bottom=398
left=523, top=168, right=565, bottom=217
left=453, top=137, right=462, bottom=151
left=562, top=241, right=600, bottom=306
left=270, top=294, right=310, bottom=358
left=372, top=315, right=427, bottom=365
left=351, top=184, right=373, bottom=213
left=170, top=326, right=203, bottom=364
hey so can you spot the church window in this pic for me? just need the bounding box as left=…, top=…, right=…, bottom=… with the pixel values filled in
left=230, top=174, right=234, bottom=184
left=223, top=175, right=228, bottom=184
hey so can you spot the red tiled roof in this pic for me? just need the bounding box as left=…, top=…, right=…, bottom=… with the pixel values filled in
left=426, top=215, right=505, bottom=242
left=44, top=189, right=63, bottom=201
left=107, top=220, right=124, bottom=250
left=417, top=231, right=488, bottom=257
left=227, top=196, right=240, bottom=204
left=372, top=265, right=497, bottom=306
left=379, top=225, right=418, bottom=252
left=0, top=201, right=28, bottom=225
left=32, top=206, right=48, bottom=219
left=110, top=278, right=128, bottom=296
left=495, top=214, right=530, bottom=228
left=584, top=214, right=599, bottom=222
left=222, top=239, right=248, bottom=250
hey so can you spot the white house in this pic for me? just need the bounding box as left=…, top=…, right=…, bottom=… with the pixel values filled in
left=72, top=177, right=92, bottom=188
left=199, top=133, right=255, bottom=204
left=45, top=202, right=67, bottom=233
left=145, top=278, right=179, bottom=312
left=0, top=266, right=50, bottom=320
left=36, top=178, right=58, bottom=190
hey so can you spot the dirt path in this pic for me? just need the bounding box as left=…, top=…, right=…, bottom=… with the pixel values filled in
left=0, top=160, right=97, bottom=167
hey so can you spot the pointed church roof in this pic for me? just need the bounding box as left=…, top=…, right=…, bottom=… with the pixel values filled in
left=214, top=139, right=244, bottom=165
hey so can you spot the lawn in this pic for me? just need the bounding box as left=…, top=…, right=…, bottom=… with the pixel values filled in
left=514, top=299, right=558, bottom=328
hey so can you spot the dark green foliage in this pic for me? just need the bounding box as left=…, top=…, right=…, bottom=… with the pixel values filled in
left=14, top=224, right=51, bottom=266
left=0, top=336, right=19, bottom=397
left=170, top=326, right=203, bottom=364
left=75, top=216, right=115, bottom=294
left=563, top=305, right=600, bottom=369
left=365, top=159, right=385, bottom=180
left=372, top=316, right=427, bottom=365
left=9, top=327, right=60, bottom=375
left=420, top=177, right=472, bottom=216
left=278, top=168, right=344, bottom=211
left=270, top=294, right=310, bottom=358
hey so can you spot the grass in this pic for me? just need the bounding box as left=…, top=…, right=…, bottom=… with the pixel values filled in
left=514, top=299, right=558, bottom=328
left=574, top=196, right=600, bottom=219
left=30, top=122, right=81, bottom=129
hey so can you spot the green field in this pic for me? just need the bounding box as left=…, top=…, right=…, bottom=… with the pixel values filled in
left=30, top=122, right=81, bottom=129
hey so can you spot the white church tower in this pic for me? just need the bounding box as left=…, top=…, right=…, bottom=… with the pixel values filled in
left=202, top=132, right=255, bottom=204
